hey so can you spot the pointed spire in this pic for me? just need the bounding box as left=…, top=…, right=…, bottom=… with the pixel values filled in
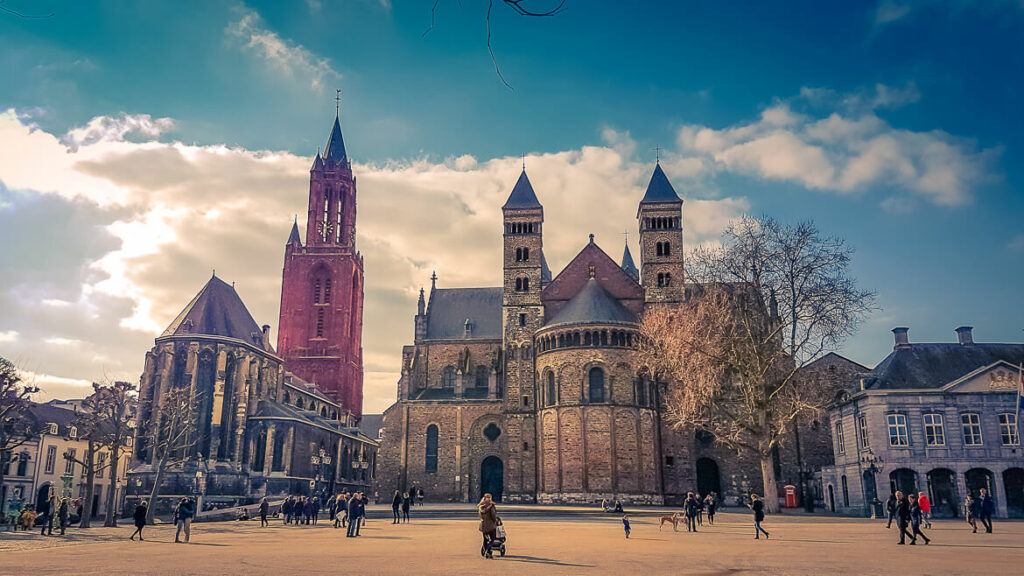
left=311, top=147, right=324, bottom=171
left=639, top=163, right=682, bottom=205
left=323, top=113, right=347, bottom=165
left=417, top=287, right=426, bottom=315
left=430, top=270, right=437, bottom=291
left=502, top=169, right=541, bottom=210
left=621, top=242, right=639, bottom=281
left=287, top=216, right=302, bottom=246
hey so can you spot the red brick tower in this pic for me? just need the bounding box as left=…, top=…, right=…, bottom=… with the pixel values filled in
left=277, top=111, right=364, bottom=420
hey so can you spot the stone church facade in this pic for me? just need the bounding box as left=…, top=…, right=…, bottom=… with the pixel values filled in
left=377, top=164, right=837, bottom=505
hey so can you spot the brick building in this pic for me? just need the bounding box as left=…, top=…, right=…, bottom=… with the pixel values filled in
left=377, top=164, right=839, bottom=505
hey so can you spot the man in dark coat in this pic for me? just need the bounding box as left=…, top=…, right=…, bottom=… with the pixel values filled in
left=895, top=491, right=913, bottom=544
left=258, top=498, right=269, bottom=527
left=392, top=490, right=402, bottom=524
left=346, top=492, right=364, bottom=537
left=130, top=500, right=147, bottom=540
left=978, top=489, right=995, bottom=533
left=885, top=493, right=898, bottom=528
left=282, top=496, right=293, bottom=524
left=56, top=497, right=70, bottom=536
left=683, top=492, right=700, bottom=532
left=173, top=497, right=195, bottom=543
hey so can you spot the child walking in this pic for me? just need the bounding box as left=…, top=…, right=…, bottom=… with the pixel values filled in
left=622, top=514, right=631, bottom=538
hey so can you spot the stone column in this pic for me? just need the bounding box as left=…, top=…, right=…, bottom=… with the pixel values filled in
left=208, top=346, right=229, bottom=459
left=185, top=343, right=201, bottom=459
left=230, top=355, right=251, bottom=463
left=284, top=426, right=295, bottom=476
left=263, top=425, right=276, bottom=476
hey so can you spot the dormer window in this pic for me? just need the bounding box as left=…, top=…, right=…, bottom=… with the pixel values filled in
left=48, top=423, right=58, bottom=435
left=68, top=426, right=77, bottom=439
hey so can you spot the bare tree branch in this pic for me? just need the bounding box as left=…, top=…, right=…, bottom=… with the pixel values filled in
left=0, top=1, right=53, bottom=18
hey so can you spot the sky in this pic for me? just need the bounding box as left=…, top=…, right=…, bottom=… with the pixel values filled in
left=0, top=0, right=1022, bottom=414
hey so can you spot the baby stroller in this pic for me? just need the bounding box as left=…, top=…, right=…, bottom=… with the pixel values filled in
left=481, top=517, right=507, bottom=557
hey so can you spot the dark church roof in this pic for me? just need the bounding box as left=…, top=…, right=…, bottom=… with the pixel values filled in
left=544, top=278, right=637, bottom=328
left=541, top=253, right=553, bottom=284
left=425, top=287, right=503, bottom=340
left=639, top=163, right=682, bottom=205
left=502, top=170, right=541, bottom=210
left=287, top=218, right=302, bottom=245
left=324, top=115, right=347, bottom=165
left=621, top=243, right=639, bottom=281
left=864, top=343, right=1024, bottom=390
left=160, top=275, right=267, bottom=349
left=311, top=150, right=324, bottom=171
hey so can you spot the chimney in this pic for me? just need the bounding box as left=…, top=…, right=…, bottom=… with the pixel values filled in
left=892, top=327, right=910, bottom=350
left=955, top=326, right=974, bottom=346
left=261, top=324, right=271, bottom=345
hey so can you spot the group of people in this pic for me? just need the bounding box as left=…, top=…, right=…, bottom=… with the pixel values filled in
left=680, top=492, right=719, bottom=531
left=12, top=493, right=78, bottom=535
left=280, top=495, right=322, bottom=525
left=390, top=490, right=414, bottom=523
left=885, top=488, right=997, bottom=545
left=963, top=489, right=996, bottom=534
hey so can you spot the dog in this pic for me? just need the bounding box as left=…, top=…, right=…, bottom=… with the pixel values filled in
left=659, top=513, right=681, bottom=532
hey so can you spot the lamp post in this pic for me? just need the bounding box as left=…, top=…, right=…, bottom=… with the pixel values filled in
left=310, top=448, right=332, bottom=500
left=861, top=452, right=883, bottom=518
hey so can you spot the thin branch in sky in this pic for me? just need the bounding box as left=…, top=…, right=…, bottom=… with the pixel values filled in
left=0, top=1, right=54, bottom=18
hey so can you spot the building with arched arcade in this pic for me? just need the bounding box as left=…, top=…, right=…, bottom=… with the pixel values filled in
left=375, top=164, right=839, bottom=505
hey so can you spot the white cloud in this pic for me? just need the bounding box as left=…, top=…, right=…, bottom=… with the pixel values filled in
left=17, top=370, right=94, bottom=401
left=678, top=85, right=999, bottom=207
left=0, top=109, right=745, bottom=412
left=226, top=5, right=340, bottom=90
left=61, top=112, right=174, bottom=151
left=0, top=330, right=19, bottom=343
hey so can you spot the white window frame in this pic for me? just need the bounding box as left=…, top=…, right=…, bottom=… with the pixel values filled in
left=887, top=413, right=909, bottom=447
left=44, top=445, right=57, bottom=474
left=48, top=423, right=58, bottom=435
left=961, top=413, right=983, bottom=446
left=857, top=414, right=870, bottom=450
left=999, top=413, right=1019, bottom=446
left=923, top=413, right=946, bottom=446
left=835, top=422, right=846, bottom=455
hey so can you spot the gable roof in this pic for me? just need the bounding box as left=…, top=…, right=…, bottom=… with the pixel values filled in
left=638, top=163, right=682, bottom=207
left=502, top=170, right=542, bottom=210
left=544, top=277, right=638, bottom=328
left=160, top=275, right=268, bottom=349
left=541, top=240, right=644, bottom=320
left=324, top=115, right=347, bottom=165
left=863, top=343, right=1024, bottom=390
left=425, top=287, right=503, bottom=340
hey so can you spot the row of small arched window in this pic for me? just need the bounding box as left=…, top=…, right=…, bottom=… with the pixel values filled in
left=537, top=329, right=636, bottom=353
left=515, top=247, right=531, bottom=262
left=514, top=277, right=531, bottom=291
left=645, top=217, right=678, bottom=230
left=507, top=222, right=537, bottom=234
left=440, top=365, right=491, bottom=389
left=655, top=241, right=672, bottom=256
left=539, top=368, right=660, bottom=408
left=281, top=389, right=341, bottom=421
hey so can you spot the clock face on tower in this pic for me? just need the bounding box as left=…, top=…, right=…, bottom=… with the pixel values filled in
left=317, top=221, right=335, bottom=241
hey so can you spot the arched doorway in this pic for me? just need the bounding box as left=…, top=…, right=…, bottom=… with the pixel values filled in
left=862, top=470, right=878, bottom=508
left=965, top=468, right=994, bottom=498
left=36, top=483, right=53, bottom=515
left=695, top=458, right=721, bottom=497
left=1002, top=468, right=1024, bottom=518
left=827, top=484, right=836, bottom=512
left=926, top=468, right=959, bottom=518
left=480, top=456, right=504, bottom=503
left=889, top=468, right=917, bottom=496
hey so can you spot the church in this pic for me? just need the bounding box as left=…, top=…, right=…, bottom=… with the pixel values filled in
left=376, top=163, right=838, bottom=505
left=127, top=110, right=376, bottom=513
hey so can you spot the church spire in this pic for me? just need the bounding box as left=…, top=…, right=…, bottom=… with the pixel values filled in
left=287, top=216, right=302, bottom=246
left=621, top=241, right=639, bottom=281
left=502, top=169, right=541, bottom=210
left=324, top=112, right=347, bottom=165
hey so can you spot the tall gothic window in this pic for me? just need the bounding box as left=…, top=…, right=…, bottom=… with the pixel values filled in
left=425, top=425, right=439, bottom=473
left=588, top=367, right=606, bottom=403
left=316, top=308, right=325, bottom=337
left=323, top=278, right=332, bottom=304
left=475, top=365, right=489, bottom=388
left=441, top=366, right=456, bottom=388
left=546, top=371, right=556, bottom=407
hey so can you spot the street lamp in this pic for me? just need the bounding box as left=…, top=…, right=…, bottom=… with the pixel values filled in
left=310, top=448, right=332, bottom=499
left=860, top=452, right=883, bottom=518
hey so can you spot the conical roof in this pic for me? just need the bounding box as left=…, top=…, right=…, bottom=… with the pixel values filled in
left=287, top=218, right=302, bottom=246
left=502, top=170, right=541, bottom=210
left=621, top=243, right=639, bottom=281
left=639, top=163, right=681, bottom=205
left=324, top=115, right=347, bottom=165
left=160, top=275, right=267, bottom=348
left=544, top=278, right=637, bottom=328
left=311, top=150, right=324, bottom=171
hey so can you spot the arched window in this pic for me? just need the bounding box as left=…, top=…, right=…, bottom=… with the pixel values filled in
left=296, top=397, right=304, bottom=409
left=663, top=242, right=671, bottom=256
left=664, top=273, right=672, bottom=286
left=476, top=365, right=489, bottom=388
left=425, top=425, right=439, bottom=473
left=441, top=366, right=456, bottom=388
left=515, top=278, right=522, bottom=291
left=546, top=371, right=556, bottom=406
left=589, top=367, right=606, bottom=403
left=656, top=242, right=663, bottom=256
left=584, top=332, right=592, bottom=346
left=313, top=279, right=322, bottom=304
left=316, top=308, right=325, bottom=337
left=522, top=247, right=529, bottom=261
left=636, top=376, right=647, bottom=406
left=515, top=247, right=522, bottom=261
left=521, top=278, right=529, bottom=291
left=323, top=278, right=332, bottom=303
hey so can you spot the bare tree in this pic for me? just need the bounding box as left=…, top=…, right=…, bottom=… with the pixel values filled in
left=423, top=0, right=566, bottom=90
left=640, top=216, right=875, bottom=512
left=0, top=357, right=40, bottom=499
left=144, top=386, right=199, bottom=524
left=0, top=1, right=54, bottom=18
left=80, top=381, right=137, bottom=527
left=63, top=431, right=100, bottom=528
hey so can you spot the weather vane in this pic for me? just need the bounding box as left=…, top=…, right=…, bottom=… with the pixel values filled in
left=652, top=146, right=663, bottom=164
left=335, top=89, right=342, bottom=115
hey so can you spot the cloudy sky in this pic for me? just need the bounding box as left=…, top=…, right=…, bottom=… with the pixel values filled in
left=1, top=1, right=1022, bottom=414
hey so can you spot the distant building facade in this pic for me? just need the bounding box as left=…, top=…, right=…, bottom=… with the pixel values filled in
left=376, top=165, right=837, bottom=505
left=821, top=326, right=1024, bottom=518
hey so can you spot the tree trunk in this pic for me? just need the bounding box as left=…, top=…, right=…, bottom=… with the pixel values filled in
left=145, top=456, right=167, bottom=525
left=760, top=453, right=780, bottom=514
left=103, top=442, right=121, bottom=527
left=79, top=441, right=96, bottom=528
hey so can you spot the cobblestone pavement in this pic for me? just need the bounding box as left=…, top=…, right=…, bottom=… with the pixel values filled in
left=2, top=510, right=1022, bottom=575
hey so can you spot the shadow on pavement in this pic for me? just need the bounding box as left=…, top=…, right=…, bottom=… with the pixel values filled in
left=501, top=555, right=594, bottom=568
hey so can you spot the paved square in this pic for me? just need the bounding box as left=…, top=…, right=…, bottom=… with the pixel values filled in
left=2, top=508, right=1022, bottom=575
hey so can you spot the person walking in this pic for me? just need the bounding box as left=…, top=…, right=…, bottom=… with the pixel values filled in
left=173, top=497, right=194, bottom=543
left=978, top=489, right=995, bottom=533
left=909, top=493, right=931, bottom=545
left=622, top=514, right=631, bottom=539
left=478, top=493, right=499, bottom=559
left=346, top=492, right=363, bottom=537
left=417, top=488, right=425, bottom=506
left=885, top=493, right=898, bottom=529
left=750, top=494, right=770, bottom=540
left=312, top=497, right=321, bottom=526
left=258, top=498, right=269, bottom=528
left=704, top=493, right=717, bottom=525
left=697, top=495, right=705, bottom=527
left=334, top=494, right=347, bottom=529
left=130, top=500, right=148, bottom=541
left=40, top=490, right=55, bottom=536
left=282, top=496, right=293, bottom=525
left=391, top=490, right=402, bottom=524
left=683, top=492, right=699, bottom=532
left=402, top=491, right=411, bottom=523
left=964, top=494, right=980, bottom=533
left=895, top=491, right=913, bottom=545
left=917, top=492, right=932, bottom=529
left=57, top=497, right=69, bottom=536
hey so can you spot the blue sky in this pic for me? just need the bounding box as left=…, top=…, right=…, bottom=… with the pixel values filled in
left=1, top=0, right=1022, bottom=412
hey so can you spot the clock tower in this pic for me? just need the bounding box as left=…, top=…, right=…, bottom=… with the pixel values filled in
left=277, top=109, right=365, bottom=420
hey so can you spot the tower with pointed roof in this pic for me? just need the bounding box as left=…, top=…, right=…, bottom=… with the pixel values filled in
left=277, top=110, right=365, bottom=420
left=637, top=163, right=684, bottom=303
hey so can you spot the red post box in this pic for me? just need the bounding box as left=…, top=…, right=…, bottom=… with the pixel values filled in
left=784, top=484, right=798, bottom=508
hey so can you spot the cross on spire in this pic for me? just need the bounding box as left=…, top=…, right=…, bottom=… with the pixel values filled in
left=335, top=89, right=341, bottom=116
left=622, top=230, right=629, bottom=243
left=522, top=153, right=526, bottom=171
left=652, top=146, right=663, bottom=164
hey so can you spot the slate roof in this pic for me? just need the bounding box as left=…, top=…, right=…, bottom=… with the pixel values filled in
left=324, top=115, right=347, bottom=165
left=544, top=277, right=638, bottom=328
left=311, top=150, right=324, bottom=171
left=250, top=401, right=368, bottom=439
left=425, top=287, right=503, bottom=340
left=160, top=275, right=267, bottom=349
left=502, top=170, right=542, bottom=209
left=639, top=163, right=682, bottom=205
left=287, top=218, right=302, bottom=245
left=863, top=343, right=1024, bottom=390
left=26, top=403, right=79, bottom=434
left=620, top=243, right=639, bottom=281
left=541, top=253, right=552, bottom=284
left=357, top=414, right=384, bottom=438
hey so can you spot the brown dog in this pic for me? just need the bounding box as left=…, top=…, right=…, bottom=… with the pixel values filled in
left=659, top=513, right=681, bottom=532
